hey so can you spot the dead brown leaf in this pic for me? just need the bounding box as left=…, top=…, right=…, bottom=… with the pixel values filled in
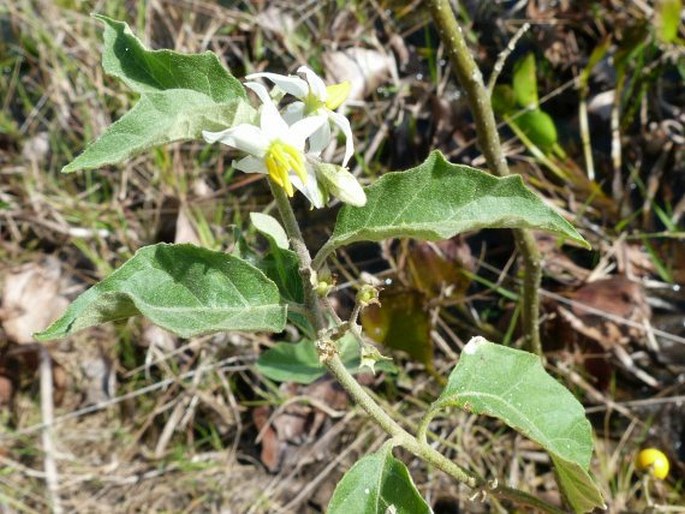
left=0, top=256, right=70, bottom=343
left=323, top=47, right=397, bottom=101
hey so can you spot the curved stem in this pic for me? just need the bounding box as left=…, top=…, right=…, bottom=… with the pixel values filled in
left=324, top=352, right=565, bottom=514
left=427, top=0, right=543, bottom=356
left=312, top=240, right=335, bottom=271
left=269, top=180, right=564, bottom=513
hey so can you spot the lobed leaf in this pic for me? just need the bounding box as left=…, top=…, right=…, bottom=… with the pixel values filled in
left=327, top=444, right=432, bottom=514
left=432, top=337, right=604, bottom=513
left=324, top=151, right=589, bottom=257
left=95, top=15, right=246, bottom=101
left=63, top=90, right=254, bottom=172
left=35, top=243, right=286, bottom=340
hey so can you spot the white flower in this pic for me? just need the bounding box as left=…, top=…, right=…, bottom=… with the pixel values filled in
left=246, top=66, right=354, bottom=167
left=202, top=82, right=327, bottom=199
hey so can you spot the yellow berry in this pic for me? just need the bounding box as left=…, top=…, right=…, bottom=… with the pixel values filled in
left=635, top=448, right=670, bottom=480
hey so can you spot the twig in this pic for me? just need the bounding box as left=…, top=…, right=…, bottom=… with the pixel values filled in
left=578, top=84, right=595, bottom=181
left=611, top=80, right=624, bottom=205
left=427, top=0, right=544, bottom=356
left=39, top=347, right=63, bottom=514
left=487, top=22, right=531, bottom=94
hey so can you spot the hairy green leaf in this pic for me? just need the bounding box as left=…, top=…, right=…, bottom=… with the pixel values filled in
left=328, top=444, right=431, bottom=514
left=63, top=91, right=254, bottom=172
left=257, top=335, right=360, bottom=384
left=62, top=16, right=253, bottom=173
left=432, top=337, right=604, bottom=513
left=36, top=244, right=286, bottom=340
left=95, top=15, right=246, bottom=100
left=251, top=212, right=289, bottom=250
left=325, top=151, right=589, bottom=255
left=552, top=455, right=607, bottom=513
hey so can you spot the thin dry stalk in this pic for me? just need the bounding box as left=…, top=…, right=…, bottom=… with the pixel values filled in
left=40, top=347, right=63, bottom=514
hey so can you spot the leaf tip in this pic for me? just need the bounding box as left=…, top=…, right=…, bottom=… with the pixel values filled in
left=463, top=336, right=488, bottom=355
left=33, top=327, right=59, bottom=342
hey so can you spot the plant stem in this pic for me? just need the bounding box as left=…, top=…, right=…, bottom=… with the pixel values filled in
left=269, top=179, right=565, bottom=514
left=427, top=0, right=543, bottom=357
left=269, top=180, right=326, bottom=330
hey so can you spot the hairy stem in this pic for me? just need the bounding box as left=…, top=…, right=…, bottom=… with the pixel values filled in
left=427, top=0, right=543, bottom=356
left=270, top=180, right=564, bottom=513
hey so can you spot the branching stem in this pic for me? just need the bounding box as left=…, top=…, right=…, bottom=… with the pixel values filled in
left=270, top=179, right=565, bottom=513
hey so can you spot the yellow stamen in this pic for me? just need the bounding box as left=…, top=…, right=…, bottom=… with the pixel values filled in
left=325, top=81, right=351, bottom=110
left=265, top=140, right=307, bottom=197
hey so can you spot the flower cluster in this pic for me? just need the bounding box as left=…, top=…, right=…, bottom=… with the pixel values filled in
left=203, top=66, right=366, bottom=208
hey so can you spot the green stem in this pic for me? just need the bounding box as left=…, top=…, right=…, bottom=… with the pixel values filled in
left=269, top=180, right=326, bottom=331
left=427, top=0, right=543, bottom=357
left=270, top=180, right=564, bottom=513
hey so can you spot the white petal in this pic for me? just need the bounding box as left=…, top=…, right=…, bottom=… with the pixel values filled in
left=260, top=101, right=290, bottom=139
left=291, top=165, right=324, bottom=209
left=308, top=122, right=331, bottom=155
left=244, top=81, right=289, bottom=138
left=203, top=127, right=233, bottom=144
left=297, top=65, right=327, bottom=101
left=246, top=72, right=309, bottom=99
left=283, top=102, right=305, bottom=125
left=329, top=110, right=355, bottom=166
left=244, top=81, right=273, bottom=106
left=233, top=156, right=267, bottom=174
left=284, top=115, right=327, bottom=149
left=203, top=124, right=267, bottom=157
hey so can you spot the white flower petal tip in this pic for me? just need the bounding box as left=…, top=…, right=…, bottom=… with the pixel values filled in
left=246, top=71, right=309, bottom=98
left=202, top=129, right=231, bottom=144
left=297, top=65, right=328, bottom=100
left=328, top=111, right=355, bottom=166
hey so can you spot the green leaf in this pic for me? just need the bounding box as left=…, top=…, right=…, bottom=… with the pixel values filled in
left=250, top=212, right=289, bottom=250
left=325, top=151, right=589, bottom=256
left=432, top=337, right=604, bottom=513
left=552, top=455, right=607, bottom=513
left=63, top=91, right=254, bottom=172
left=513, top=53, right=538, bottom=108
left=252, top=216, right=303, bottom=306
left=656, top=0, right=682, bottom=43
left=510, top=108, right=558, bottom=153
left=328, top=444, right=431, bottom=514
left=95, top=15, right=246, bottom=101
left=62, top=16, right=254, bottom=173
left=256, top=335, right=360, bottom=384
left=35, top=243, right=286, bottom=340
